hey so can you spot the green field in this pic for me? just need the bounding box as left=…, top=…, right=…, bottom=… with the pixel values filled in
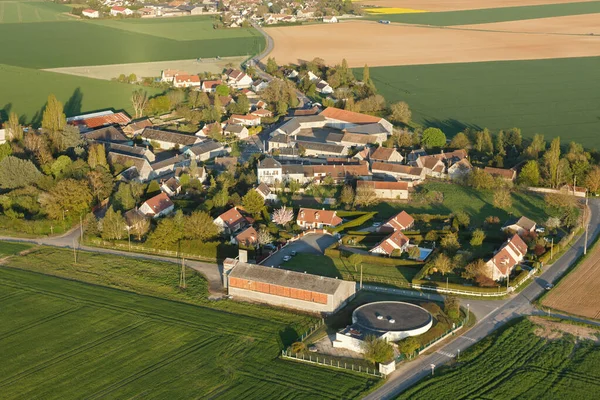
left=367, top=1, right=600, bottom=25
left=0, top=248, right=378, bottom=398
left=396, top=317, right=600, bottom=399
left=0, top=241, right=31, bottom=256
left=0, top=64, right=161, bottom=122
left=357, top=57, right=600, bottom=147
left=0, top=1, right=73, bottom=23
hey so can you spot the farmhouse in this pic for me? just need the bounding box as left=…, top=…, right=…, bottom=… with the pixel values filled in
left=485, top=234, right=528, bottom=281
left=139, top=192, right=175, bottom=218
left=378, top=210, right=414, bottom=233
left=161, top=69, right=188, bottom=83
left=370, top=147, right=403, bottom=164
left=415, top=155, right=446, bottom=178
left=370, top=230, right=410, bottom=256
left=297, top=208, right=342, bottom=229
left=82, top=9, right=99, bottom=18
left=184, top=140, right=227, bottom=161
left=224, top=68, right=253, bottom=88
left=214, top=207, right=248, bottom=234
left=224, top=258, right=356, bottom=313
left=357, top=180, right=409, bottom=200
left=173, top=74, right=201, bottom=88
left=140, top=128, right=201, bottom=150
left=234, top=226, right=258, bottom=247
left=503, top=216, right=536, bottom=235
left=371, top=162, right=425, bottom=183
left=485, top=166, right=517, bottom=182
left=110, top=6, right=133, bottom=16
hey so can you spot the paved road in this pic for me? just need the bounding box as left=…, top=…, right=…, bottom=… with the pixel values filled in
left=364, top=199, right=600, bottom=400
left=260, top=233, right=338, bottom=267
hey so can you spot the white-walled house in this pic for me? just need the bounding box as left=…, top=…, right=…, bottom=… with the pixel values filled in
left=139, top=192, right=175, bottom=218
left=82, top=9, right=100, bottom=18
left=110, top=6, right=133, bottom=15
left=485, top=234, right=528, bottom=280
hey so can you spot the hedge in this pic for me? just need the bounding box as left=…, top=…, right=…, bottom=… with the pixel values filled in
left=330, top=212, right=377, bottom=233
left=511, top=269, right=532, bottom=287
left=412, top=279, right=503, bottom=293
left=538, top=228, right=579, bottom=264
left=336, top=211, right=371, bottom=217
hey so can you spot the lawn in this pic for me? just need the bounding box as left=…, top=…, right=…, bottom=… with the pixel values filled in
left=356, top=57, right=600, bottom=147
left=396, top=317, right=600, bottom=399
left=0, top=18, right=265, bottom=69
left=375, top=182, right=549, bottom=227
left=0, top=64, right=161, bottom=123
left=0, top=248, right=379, bottom=398
left=0, top=1, right=73, bottom=24
left=366, top=1, right=600, bottom=25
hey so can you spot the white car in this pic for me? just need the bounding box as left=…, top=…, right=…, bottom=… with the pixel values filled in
left=372, top=222, right=381, bottom=227
left=536, top=227, right=546, bottom=233
left=283, top=256, right=292, bottom=262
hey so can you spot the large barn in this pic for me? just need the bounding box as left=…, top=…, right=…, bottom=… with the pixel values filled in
left=223, top=258, right=356, bottom=313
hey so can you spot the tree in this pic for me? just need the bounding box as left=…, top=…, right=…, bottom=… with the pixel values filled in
left=145, top=95, right=171, bottom=115
left=421, top=127, right=446, bottom=149
left=231, top=93, right=250, bottom=114
left=408, top=246, right=421, bottom=259
left=189, top=90, right=209, bottom=109
left=148, top=216, right=184, bottom=249
left=242, top=190, right=264, bottom=218
left=146, top=180, right=161, bottom=196
left=4, top=111, right=23, bottom=142
left=184, top=211, right=220, bottom=241
left=455, top=211, right=470, bottom=228
left=131, top=89, right=148, bottom=118
left=39, top=178, right=92, bottom=220
left=425, top=231, right=438, bottom=242
left=585, top=166, right=600, bottom=193
left=167, top=90, right=185, bottom=108
left=462, top=259, right=486, bottom=280
left=543, top=137, right=561, bottom=188
left=41, top=94, right=66, bottom=148
left=362, top=64, right=370, bottom=84
left=504, top=127, right=522, bottom=148
left=389, top=101, right=411, bottom=124
left=24, top=132, right=53, bottom=166
left=215, top=84, right=230, bottom=97
left=432, top=253, right=453, bottom=275
left=258, top=227, right=274, bottom=245
left=545, top=216, right=561, bottom=230
left=50, top=155, right=72, bottom=178
left=518, top=160, right=540, bottom=186
left=101, top=207, right=126, bottom=240
left=449, top=132, right=470, bottom=149
left=397, top=337, right=420, bottom=357
left=444, top=295, right=461, bottom=322
left=361, top=335, right=394, bottom=364
left=272, top=206, right=294, bottom=226
left=524, top=133, right=545, bottom=159
left=467, top=168, right=494, bottom=190
left=470, top=229, right=485, bottom=247
left=130, top=212, right=151, bottom=241
left=87, top=143, right=107, bottom=169
left=440, top=233, right=460, bottom=254
left=114, top=183, right=136, bottom=211
left=340, top=185, right=355, bottom=209
left=348, top=253, right=363, bottom=272
left=266, top=57, right=278, bottom=75
left=0, top=156, right=42, bottom=189
left=493, top=188, right=512, bottom=209
left=354, top=185, right=377, bottom=207
left=87, top=166, right=113, bottom=202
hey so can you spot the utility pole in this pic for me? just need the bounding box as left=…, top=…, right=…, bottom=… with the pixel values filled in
left=550, top=238, right=554, bottom=260
left=360, top=264, right=363, bottom=290
left=584, top=196, right=589, bottom=255
left=80, top=214, right=83, bottom=243
left=72, top=238, right=77, bottom=264
left=430, top=364, right=435, bottom=376
left=180, top=257, right=186, bottom=289
left=506, top=272, right=510, bottom=293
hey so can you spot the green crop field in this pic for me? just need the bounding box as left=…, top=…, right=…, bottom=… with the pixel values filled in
left=0, top=241, right=31, bottom=256
left=396, top=318, right=600, bottom=399
left=367, top=1, right=600, bottom=25
left=357, top=57, right=600, bottom=148
left=0, top=64, right=161, bottom=122
left=0, top=1, right=73, bottom=23
left=0, top=248, right=378, bottom=398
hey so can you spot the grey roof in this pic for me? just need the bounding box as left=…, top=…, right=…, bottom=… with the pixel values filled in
left=108, top=152, right=149, bottom=172
left=151, top=154, right=188, bottom=171
left=270, top=134, right=290, bottom=144
left=259, top=157, right=282, bottom=169
left=353, top=301, right=432, bottom=332
left=106, top=143, right=150, bottom=158
left=224, top=124, right=246, bottom=134
left=83, top=126, right=128, bottom=143
left=187, top=140, right=224, bottom=156
left=228, top=260, right=345, bottom=295
left=255, top=182, right=271, bottom=196
left=282, top=164, right=307, bottom=175
left=297, top=141, right=346, bottom=154
left=141, top=128, right=199, bottom=146
left=278, top=118, right=301, bottom=135
left=344, top=123, right=388, bottom=135
left=326, top=132, right=344, bottom=143
left=515, top=216, right=536, bottom=231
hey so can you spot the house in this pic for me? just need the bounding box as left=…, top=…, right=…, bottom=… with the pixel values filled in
left=370, top=230, right=410, bottom=256
left=250, top=109, right=273, bottom=118
left=161, top=177, right=182, bottom=197
left=235, top=226, right=258, bottom=247
left=123, top=208, right=149, bottom=234
left=257, top=157, right=282, bottom=185
left=251, top=80, right=269, bottom=92
left=485, top=234, right=528, bottom=280
left=255, top=182, right=277, bottom=202
left=310, top=163, right=370, bottom=184
left=108, top=152, right=153, bottom=182
left=214, top=156, right=238, bottom=172
left=434, top=149, right=468, bottom=165
left=371, top=162, right=425, bottom=183
left=223, top=258, right=356, bottom=313
left=123, top=118, right=152, bottom=136
left=161, top=69, right=188, bottom=83
left=339, top=132, right=380, bottom=148
left=297, top=141, right=347, bottom=157
left=370, top=147, right=403, bottom=164
left=222, top=124, right=249, bottom=139
left=151, top=154, right=189, bottom=179
left=110, top=6, right=133, bottom=15
left=230, top=114, right=261, bottom=126
left=224, top=68, right=253, bottom=88
left=82, top=9, right=99, bottom=18
left=197, top=121, right=222, bottom=137
left=323, top=16, right=338, bottom=23
left=201, top=79, right=222, bottom=93
left=503, top=216, right=536, bottom=235
left=407, top=148, right=427, bottom=163
left=378, top=210, right=414, bottom=233
left=356, top=180, right=409, bottom=200
left=185, top=140, right=227, bottom=161
left=214, top=207, right=248, bottom=234
left=139, top=192, right=175, bottom=218
left=485, top=166, right=517, bottom=182
left=320, top=107, right=393, bottom=135
left=415, top=155, right=446, bottom=178
left=106, top=143, right=154, bottom=162
left=82, top=126, right=130, bottom=144
left=140, top=128, right=201, bottom=150
left=296, top=208, right=342, bottom=229
left=447, top=158, right=473, bottom=181
left=173, top=74, right=201, bottom=88
left=316, top=81, right=333, bottom=95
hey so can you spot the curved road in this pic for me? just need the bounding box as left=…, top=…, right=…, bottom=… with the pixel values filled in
left=365, top=198, right=600, bottom=400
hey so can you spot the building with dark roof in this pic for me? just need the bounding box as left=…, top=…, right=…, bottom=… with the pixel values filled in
left=141, top=128, right=201, bottom=150
left=82, top=126, right=130, bottom=144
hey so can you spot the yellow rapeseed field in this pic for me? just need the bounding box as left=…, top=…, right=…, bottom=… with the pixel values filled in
left=364, top=7, right=427, bottom=14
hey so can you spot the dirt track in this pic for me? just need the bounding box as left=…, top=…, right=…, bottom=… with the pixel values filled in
left=264, top=20, right=600, bottom=67
left=542, top=244, right=600, bottom=320
left=355, top=0, right=599, bottom=12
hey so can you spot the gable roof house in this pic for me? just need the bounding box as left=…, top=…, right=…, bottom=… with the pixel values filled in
left=447, top=158, right=473, bottom=181
left=184, top=140, right=227, bottom=161
left=371, top=162, right=425, bottom=183
left=110, top=5, right=133, bottom=15
left=407, top=148, right=427, bottom=163
left=214, top=207, right=248, bottom=234
left=82, top=9, right=100, bottom=18
left=485, top=166, right=517, bottom=182
left=201, top=79, right=222, bottom=93
left=123, top=118, right=152, bottom=136
left=502, top=216, right=536, bottom=235
left=297, top=141, right=348, bottom=158
left=224, top=68, right=253, bottom=88
left=234, top=226, right=258, bottom=247
left=123, top=208, right=149, bottom=234
left=229, top=114, right=261, bottom=126
left=173, top=74, right=201, bottom=88
left=370, top=147, right=403, bottom=164
left=251, top=79, right=269, bottom=92
left=255, top=182, right=278, bottom=202
left=108, top=152, right=153, bottom=182
left=82, top=126, right=130, bottom=145
left=356, top=180, right=409, bottom=200
left=370, top=230, right=410, bottom=256
left=415, top=155, right=446, bottom=178
left=316, top=80, right=333, bottom=94
left=68, top=111, right=131, bottom=132
left=485, top=234, right=528, bottom=280
left=161, top=177, right=182, bottom=197
left=105, top=142, right=155, bottom=162
left=296, top=208, right=342, bottom=230
left=377, top=211, right=414, bottom=233
left=150, top=154, right=189, bottom=179
left=223, top=124, right=249, bottom=139
left=140, top=128, right=201, bottom=150
left=161, top=69, right=188, bottom=83
left=257, top=157, right=283, bottom=185
left=139, top=192, right=175, bottom=218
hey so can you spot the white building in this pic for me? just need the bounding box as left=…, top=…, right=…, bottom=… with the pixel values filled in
left=139, top=192, right=175, bottom=218
left=82, top=9, right=99, bottom=18
left=110, top=6, right=133, bottom=16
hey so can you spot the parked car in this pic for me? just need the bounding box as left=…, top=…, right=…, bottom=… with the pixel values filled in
left=372, top=222, right=381, bottom=227
left=283, top=255, right=292, bottom=262
left=263, top=244, right=276, bottom=250
left=545, top=283, right=554, bottom=290
left=536, top=227, right=546, bottom=233
left=290, top=251, right=297, bottom=256
left=308, top=345, right=318, bottom=352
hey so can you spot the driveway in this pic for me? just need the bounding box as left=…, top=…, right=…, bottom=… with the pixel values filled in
left=260, top=233, right=338, bottom=267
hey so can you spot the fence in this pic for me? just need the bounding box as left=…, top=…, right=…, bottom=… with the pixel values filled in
left=281, top=350, right=383, bottom=377
left=298, top=319, right=325, bottom=342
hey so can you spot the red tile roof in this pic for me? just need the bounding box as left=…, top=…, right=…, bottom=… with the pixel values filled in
left=142, top=192, right=174, bottom=215
left=381, top=211, right=414, bottom=231
left=372, top=230, right=409, bottom=255
left=174, top=74, right=200, bottom=84
left=112, top=6, right=127, bottom=11
left=297, top=208, right=342, bottom=227
left=75, top=112, right=131, bottom=129
left=236, top=226, right=258, bottom=246
left=484, top=166, right=516, bottom=180
left=320, top=107, right=381, bottom=124
left=201, top=79, right=222, bottom=89
left=218, top=207, right=247, bottom=229
left=489, top=234, right=528, bottom=275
